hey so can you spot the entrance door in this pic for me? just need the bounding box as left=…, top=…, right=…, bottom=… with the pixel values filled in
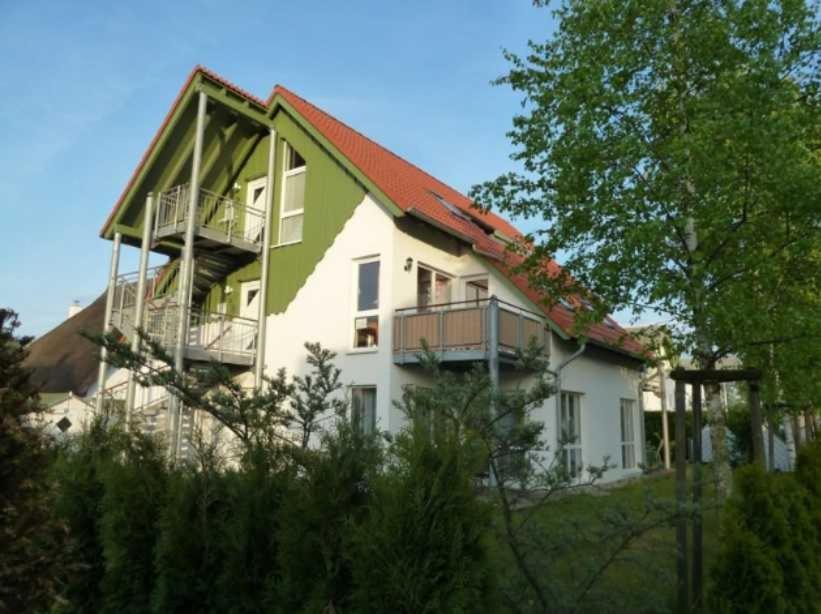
left=245, top=178, right=267, bottom=242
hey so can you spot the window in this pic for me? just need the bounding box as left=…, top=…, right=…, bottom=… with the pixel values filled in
left=351, top=386, right=376, bottom=434
left=354, top=259, right=380, bottom=348
left=465, top=278, right=489, bottom=303
left=620, top=399, right=636, bottom=469
left=279, top=142, right=306, bottom=244
left=417, top=265, right=452, bottom=308
left=559, top=391, right=583, bottom=477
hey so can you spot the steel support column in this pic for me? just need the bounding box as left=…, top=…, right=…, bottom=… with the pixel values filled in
left=488, top=296, right=500, bottom=392
left=125, top=194, right=154, bottom=429
left=171, top=90, right=207, bottom=460
left=255, top=128, right=277, bottom=387
left=95, top=231, right=122, bottom=416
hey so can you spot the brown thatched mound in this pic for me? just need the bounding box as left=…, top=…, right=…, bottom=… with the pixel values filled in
left=23, top=294, right=105, bottom=395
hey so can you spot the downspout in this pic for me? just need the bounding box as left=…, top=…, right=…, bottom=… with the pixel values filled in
left=255, top=127, right=277, bottom=387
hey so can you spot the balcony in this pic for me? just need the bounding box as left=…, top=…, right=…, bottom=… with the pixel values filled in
left=110, top=268, right=258, bottom=367
left=154, top=184, right=264, bottom=255
left=393, top=298, right=547, bottom=366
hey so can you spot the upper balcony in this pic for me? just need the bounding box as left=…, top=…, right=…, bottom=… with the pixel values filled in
left=110, top=268, right=258, bottom=368
left=154, top=184, right=265, bottom=255
left=393, top=298, right=548, bottom=366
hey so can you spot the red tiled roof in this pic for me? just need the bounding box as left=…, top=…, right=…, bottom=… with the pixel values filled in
left=103, top=66, right=645, bottom=360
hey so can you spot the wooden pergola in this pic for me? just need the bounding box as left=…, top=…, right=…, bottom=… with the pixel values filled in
left=669, top=367, right=762, bottom=614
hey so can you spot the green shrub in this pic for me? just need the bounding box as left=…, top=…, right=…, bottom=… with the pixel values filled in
left=98, top=433, right=167, bottom=614
left=151, top=464, right=230, bottom=613
left=212, top=447, right=291, bottom=613
left=349, top=425, right=495, bottom=614
left=51, top=422, right=121, bottom=613
left=709, top=463, right=821, bottom=612
left=275, top=422, right=382, bottom=613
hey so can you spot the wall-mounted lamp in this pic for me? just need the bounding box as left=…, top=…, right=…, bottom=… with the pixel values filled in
left=232, top=182, right=241, bottom=192
left=404, top=257, right=413, bottom=272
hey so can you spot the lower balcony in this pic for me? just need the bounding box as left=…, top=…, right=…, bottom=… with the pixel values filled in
left=113, top=302, right=258, bottom=368
left=392, top=298, right=547, bottom=366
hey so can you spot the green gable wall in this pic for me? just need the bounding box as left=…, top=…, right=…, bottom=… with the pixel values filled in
left=198, top=108, right=366, bottom=317
left=264, top=110, right=366, bottom=314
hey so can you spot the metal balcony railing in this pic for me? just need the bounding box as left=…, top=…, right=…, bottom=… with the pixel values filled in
left=154, top=184, right=265, bottom=251
left=393, top=298, right=547, bottom=365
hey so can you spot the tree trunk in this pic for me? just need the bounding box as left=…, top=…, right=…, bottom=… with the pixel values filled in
left=704, top=382, right=732, bottom=498
left=783, top=414, right=797, bottom=469
left=805, top=410, right=817, bottom=441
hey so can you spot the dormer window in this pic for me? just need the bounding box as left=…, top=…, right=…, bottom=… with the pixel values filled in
left=279, top=142, right=306, bottom=244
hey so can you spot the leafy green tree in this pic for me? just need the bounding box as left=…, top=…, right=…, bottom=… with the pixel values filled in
left=472, top=0, right=821, bottom=497
left=0, top=309, right=71, bottom=613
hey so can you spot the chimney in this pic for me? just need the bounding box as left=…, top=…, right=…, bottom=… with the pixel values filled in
left=67, top=300, right=82, bottom=319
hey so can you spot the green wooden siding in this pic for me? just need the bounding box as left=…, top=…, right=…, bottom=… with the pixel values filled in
left=264, top=111, right=366, bottom=313
left=106, top=72, right=369, bottom=318
left=198, top=109, right=365, bottom=316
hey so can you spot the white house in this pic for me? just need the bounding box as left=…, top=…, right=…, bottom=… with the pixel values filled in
left=76, top=67, right=649, bottom=482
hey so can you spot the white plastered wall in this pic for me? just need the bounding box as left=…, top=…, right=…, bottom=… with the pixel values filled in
left=262, top=193, right=644, bottom=482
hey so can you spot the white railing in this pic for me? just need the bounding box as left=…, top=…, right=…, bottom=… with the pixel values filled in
left=113, top=298, right=258, bottom=365
left=188, top=311, right=258, bottom=361
left=110, top=266, right=170, bottom=335
left=155, top=184, right=265, bottom=248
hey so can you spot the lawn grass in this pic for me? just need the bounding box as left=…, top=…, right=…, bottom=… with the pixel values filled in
left=490, top=466, right=724, bottom=613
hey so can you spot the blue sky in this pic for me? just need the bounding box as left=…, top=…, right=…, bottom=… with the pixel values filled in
left=1, top=1, right=568, bottom=336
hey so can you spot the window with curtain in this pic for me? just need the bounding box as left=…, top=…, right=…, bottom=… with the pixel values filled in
left=620, top=398, right=636, bottom=469
left=354, top=259, right=379, bottom=348
left=351, top=386, right=376, bottom=434
left=559, top=391, right=583, bottom=477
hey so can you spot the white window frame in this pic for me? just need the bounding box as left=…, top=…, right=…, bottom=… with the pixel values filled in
left=278, top=141, right=306, bottom=246
left=620, top=398, right=637, bottom=469
left=558, top=391, right=583, bottom=477
left=350, top=385, right=377, bottom=434
left=417, top=263, right=453, bottom=308
left=352, top=256, right=380, bottom=351
left=463, top=275, right=489, bottom=304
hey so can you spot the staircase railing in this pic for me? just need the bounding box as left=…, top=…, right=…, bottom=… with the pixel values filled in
left=92, top=380, right=129, bottom=425
left=112, top=294, right=258, bottom=365
left=154, top=184, right=265, bottom=248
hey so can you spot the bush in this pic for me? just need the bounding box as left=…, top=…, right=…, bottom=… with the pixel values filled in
left=349, top=424, right=496, bottom=613
left=151, top=463, right=229, bottom=613
left=51, top=422, right=120, bottom=613
left=98, top=434, right=167, bottom=614
left=709, top=462, right=821, bottom=612
left=275, top=422, right=382, bottom=613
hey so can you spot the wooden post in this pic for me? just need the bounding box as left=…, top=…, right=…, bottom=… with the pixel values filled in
left=767, top=404, right=775, bottom=471
left=675, top=379, right=689, bottom=614
left=659, top=365, right=671, bottom=469
left=749, top=382, right=765, bottom=467
left=691, top=383, right=703, bottom=613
